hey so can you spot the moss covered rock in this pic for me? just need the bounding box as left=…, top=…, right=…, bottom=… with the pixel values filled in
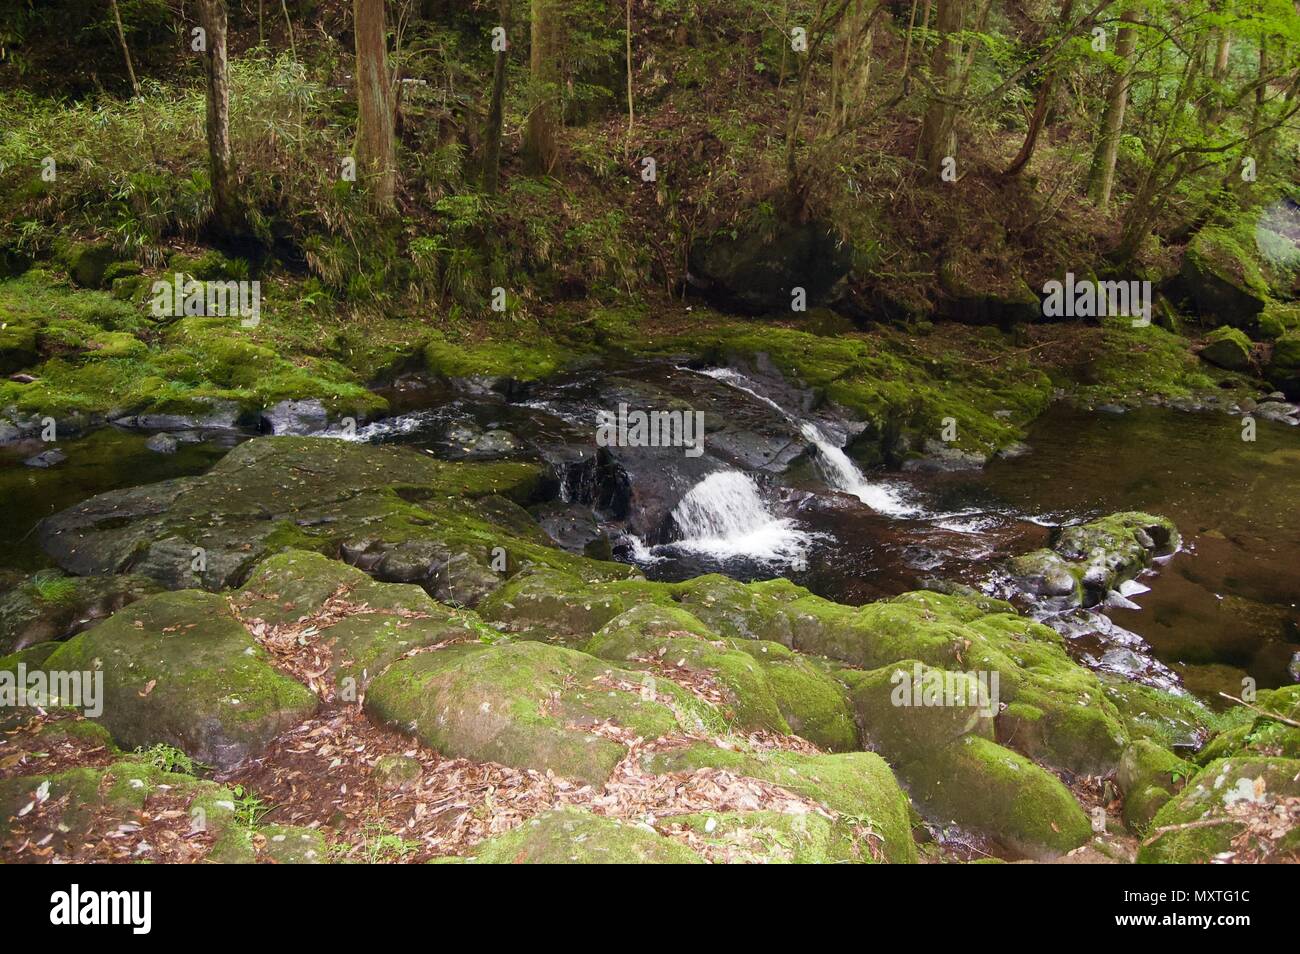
left=1180, top=227, right=1270, bottom=325
left=1138, top=757, right=1300, bottom=863
left=43, top=590, right=317, bottom=769
left=0, top=572, right=162, bottom=654
left=460, top=808, right=704, bottom=864
left=647, top=742, right=917, bottom=863
left=1117, top=740, right=1195, bottom=834
left=235, top=549, right=488, bottom=691
left=584, top=603, right=857, bottom=750
left=1199, top=326, right=1254, bottom=372
left=660, top=810, right=869, bottom=863
left=900, top=735, right=1092, bottom=860
left=365, top=640, right=714, bottom=785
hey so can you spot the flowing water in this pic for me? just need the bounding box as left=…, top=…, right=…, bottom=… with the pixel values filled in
left=1, top=363, right=1296, bottom=704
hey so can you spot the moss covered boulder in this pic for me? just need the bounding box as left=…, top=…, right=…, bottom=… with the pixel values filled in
left=1117, top=739, right=1195, bottom=834
left=847, top=660, right=996, bottom=758
left=1180, top=227, right=1270, bottom=326
left=584, top=603, right=857, bottom=750
left=1011, top=512, right=1180, bottom=609
left=647, top=742, right=917, bottom=863
left=1198, top=326, right=1254, bottom=372
left=43, top=590, right=317, bottom=769
left=1195, top=686, right=1300, bottom=763
left=234, top=549, right=489, bottom=691
left=1138, top=757, right=1300, bottom=863
left=659, top=810, right=870, bottom=863
left=1267, top=330, right=1300, bottom=398
left=37, top=437, right=622, bottom=601
left=365, top=640, right=714, bottom=785
left=460, top=808, right=704, bottom=864
left=900, top=735, right=1092, bottom=860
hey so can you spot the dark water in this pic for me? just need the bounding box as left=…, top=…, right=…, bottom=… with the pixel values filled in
left=0, top=429, right=230, bottom=571
left=908, top=405, right=1300, bottom=697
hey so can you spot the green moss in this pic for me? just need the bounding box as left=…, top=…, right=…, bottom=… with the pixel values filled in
left=461, top=808, right=705, bottom=864
left=365, top=640, right=714, bottom=785
left=1138, top=756, right=1300, bottom=863
left=1073, top=317, right=1217, bottom=405
left=648, top=743, right=917, bottom=863
left=423, top=334, right=584, bottom=382
left=901, top=734, right=1092, bottom=860
left=663, top=810, right=866, bottom=863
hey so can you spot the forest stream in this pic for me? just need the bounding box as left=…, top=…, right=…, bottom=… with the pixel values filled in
left=5, top=363, right=1296, bottom=710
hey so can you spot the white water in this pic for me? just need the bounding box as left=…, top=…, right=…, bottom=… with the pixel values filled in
left=663, top=470, right=812, bottom=563
left=695, top=366, right=919, bottom=516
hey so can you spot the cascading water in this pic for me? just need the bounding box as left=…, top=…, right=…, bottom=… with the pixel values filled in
left=697, top=367, right=918, bottom=516
left=664, top=470, right=812, bottom=562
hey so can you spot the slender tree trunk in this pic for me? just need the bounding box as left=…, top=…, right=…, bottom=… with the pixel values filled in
left=282, top=0, right=297, bottom=58
left=626, top=0, right=635, bottom=132
left=482, top=0, right=510, bottom=193
left=525, top=0, right=562, bottom=174
left=109, top=0, right=140, bottom=96
left=830, top=0, right=875, bottom=130
left=1004, top=0, right=1075, bottom=177
left=917, top=0, right=967, bottom=177
left=354, top=0, right=397, bottom=210
left=199, top=0, right=240, bottom=235
left=1086, top=9, right=1137, bottom=209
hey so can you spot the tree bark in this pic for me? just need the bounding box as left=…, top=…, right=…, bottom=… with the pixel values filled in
left=199, top=0, right=240, bottom=235
left=109, top=0, right=140, bottom=97
left=481, top=0, right=510, bottom=193
left=525, top=0, right=562, bottom=174
left=1086, top=9, right=1137, bottom=209
left=1003, top=0, right=1075, bottom=177
left=917, top=0, right=967, bottom=177
left=354, top=0, right=397, bottom=210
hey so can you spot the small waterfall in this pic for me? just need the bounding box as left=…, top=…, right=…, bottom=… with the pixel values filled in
left=697, top=367, right=918, bottom=516
left=665, top=471, right=812, bottom=562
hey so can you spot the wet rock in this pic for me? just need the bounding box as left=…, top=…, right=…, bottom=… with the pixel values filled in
left=43, top=590, right=318, bottom=770
left=902, top=439, right=987, bottom=473
left=261, top=398, right=330, bottom=435
left=1009, top=512, right=1180, bottom=610
left=23, top=448, right=66, bottom=468
left=0, top=573, right=162, bottom=654
left=112, top=398, right=243, bottom=432
left=144, top=433, right=178, bottom=454
left=530, top=501, right=609, bottom=558
left=1254, top=400, right=1300, bottom=425
left=37, top=437, right=592, bottom=597
left=1291, top=651, right=1300, bottom=682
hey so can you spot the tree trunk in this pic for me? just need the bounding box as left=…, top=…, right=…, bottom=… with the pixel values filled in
left=199, top=0, right=240, bottom=235
left=917, top=0, right=967, bottom=177
left=525, top=0, right=562, bottom=174
left=1003, top=0, right=1075, bottom=177
left=1086, top=9, right=1137, bottom=209
left=109, top=0, right=140, bottom=97
left=830, top=0, right=875, bottom=130
left=354, top=0, right=397, bottom=210
left=481, top=0, right=510, bottom=193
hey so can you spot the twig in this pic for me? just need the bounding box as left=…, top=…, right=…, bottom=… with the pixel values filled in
left=1218, top=692, right=1300, bottom=729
